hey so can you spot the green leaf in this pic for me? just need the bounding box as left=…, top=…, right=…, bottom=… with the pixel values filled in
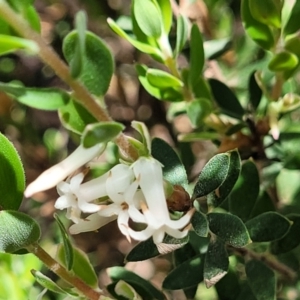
left=284, top=1, right=300, bottom=36
left=189, top=24, right=204, bottom=86
left=54, top=214, right=74, bottom=271
left=241, top=0, right=275, bottom=50
left=191, top=75, right=212, bottom=100
left=193, top=152, right=230, bottom=199
left=146, top=69, right=183, bottom=89
left=207, top=212, right=251, bottom=247
left=207, top=150, right=241, bottom=208
left=248, top=0, right=282, bottom=29
left=0, top=132, right=25, bottom=210
left=133, top=0, right=162, bottom=38
left=114, top=280, right=143, bottom=300
left=82, top=122, right=125, bottom=148
left=229, top=160, right=260, bottom=221
left=246, top=260, right=276, bottom=300
left=63, top=30, right=113, bottom=96
left=0, top=34, right=38, bottom=56
left=0, top=83, right=70, bottom=110
left=132, top=121, right=151, bottom=154
left=163, top=255, right=204, bottom=290
left=151, top=137, right=188, bottom=189
left=250, top=190, right=275, bottom=218
left=209, top=79, right=245, bottom=119
left=23, top=5, right=40, bottom=32
left=186, top=98, right=212, bottom=128
left=204, top=38, right=232, bottom=60
left=156, top=0, right=172, bottom=34
left=204, top=238, right=229, bottom=288
left=126, top=234, right=189, bottom=262
left=58, top=98, right=97, bottom=134
left=57, top=244, right=98, bottom=288
left=271, top=214, right=300, bottom=254
left=268, top=51, right=298, bottom=72
left=248, top=71, right=262, bottom=110
left=191, top=211, right=209, bottom=237
left=108, top=267, right=165, bottom=300
left=178, top=132, right=220, bottom=142
left=0, top=210, right=41, bottom=253
left=31, top=270, right=68, bottom=295
left=245, top=212, right=291, bottom=242
left=175, top=14, right=189, bottom=57
left=108, top=18, right=163, bottom=58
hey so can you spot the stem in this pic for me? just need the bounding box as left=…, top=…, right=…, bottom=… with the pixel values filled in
left=229, top=246, right=297, bottom=282
left=0, top=0, right=138, bottom=161
left=271, top=73, right=284, bottom=101
left=27, top=243, right=104, bottom=300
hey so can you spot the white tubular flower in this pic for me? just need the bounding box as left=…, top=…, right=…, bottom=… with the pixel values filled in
left=24, top=143, right=105, bottom=197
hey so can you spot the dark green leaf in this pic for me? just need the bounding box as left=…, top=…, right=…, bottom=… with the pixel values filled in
left=245, top=212, right=291, bottom=242
left=204, top=38, right=232, bottom=60
left=191, top=75, right=212, bottom=100
left=207, top=150, right=241, bottom=208
left=268, top=51, right=298, bottom=72
left=250, top=190, right=275, bottom=218
left=151, top=138, right=188, bottom=189
left=63, top=31, right=114, bottom=96
left=189, top=24, right=204, bottom=86
left=271, top=214, right=300, bottom=254
left=193, top=153, right=230, bottom=199
left=209, top=78, right=245, bottom=119
left=57, top=244, right=98, bottom=288
left=248, top=71, right=262, bottom=110
left=82, top=122, right=125, bottom=148
left=246, top=260, right=276, bottom=300
left=146, top=69, right=183, bottom=89
left=108, top=267, right=165, bottom=300
left=0, top=210, right=41, bottom=253
left=204, top=238, right=229, bottom=288
left=58, top=98, right=97, bottom=134
left=236, top=282, right=257, bottom=300
left=0, top=83, right=70, bottom=110
left=133, top=0, right=162, bottom=37
left=0, top=132, right=25, bottom=210
left=208, top=212, right=251, bottom=247
left=191, top=211, right=209, bottom=237
left=284, top=1, right=300, bottom=36
left=54, top=214, right=74, bottom=271
left=241, top=0, right=275, bottom=50
left=186, top=98, right=212, bottom=128
left=174, top=14, right=189, bottom=57
left=163, top=255, right=204, bottom=289
left=248, top=0, right=281, bottom=28
left=229, top=160, right=260, bottom=221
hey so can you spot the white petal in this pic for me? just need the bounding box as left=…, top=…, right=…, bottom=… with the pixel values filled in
left=97, top=204, right=121, bottom=217
left=164, top=226, right=189, bottom=240
left=55, top=195, right=76, bottom=210
left=128, top=226, right=155, bottom=242
left=25, top=144, right=105, bottom=197
left=127, top=205, right=146, bottom=223
left=165, top=209, right=195, bottom=229
left=152, top=229, right=165, bottom=244
left=117, top=210, right=130, bottom=237
left=69, top=213, right=116, bottom=234
left=77, top=197, right=100, bottom=213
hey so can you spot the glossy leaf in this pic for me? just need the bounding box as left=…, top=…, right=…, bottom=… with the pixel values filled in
left=189, top=24, right=204, bottom=86
left=82, top=122, right=125, bottom=148
left=114, top=280, right=142, bottom=300
left=271, top=214, right=300, bottom=254
left=268, top=51, right=298, bottom=72
left=245, top=212, right=291, bottom=242
left=58, top=99, right=97, bottom=134
left=241, top=0, right=275, bottom=50
left=191, top=211, right=209, bottom=237
left=156, top=0, right=172, bottom=34
left=284, top=1, right=300, bottom=36
left=229, top=160, right=260, bottom=221
left=0, top=83, right=70, bottom=110
left=54, top=214, right=73, bottom=271
left=248, top=71, right=262, bottom=110
left=151, top=138, right=188, bottom=189
left=207, top=150, right=241, bottom=208
left=132, top=121, right=151, bottom=154
left=248, top=0, right=281, bottom=29
left=207, top=212, right=251, bottom=247
left=63, top=31, right=113, bottom=96
left=186, top=98, right=212, bottom=128
left=209, top=78, right=245, bottom=119
left=133, top=0, right=162, bottom=38
left=175, top=14, right=189, bottom=57
left=0, top=34, right=38, bottom=56
left=204, top=238, right=229, bottom=288
left=246, top=260, right=276, bottom=300
left=23, top=5, right=41, bottom=32
left=146, top=69, right=183, bottom=89
left=108, top=267, right=165, bottom=300
left=57, top=244, right=98, bottom=288
left=0, top=132, right=25, bottom=210
left=0, top=210, right=41, bottom=253
left=204, top=38, right=232, bottom=60
left=193, top=152, right=230, bottom=199
left=163, top=255, right=204, bottom=289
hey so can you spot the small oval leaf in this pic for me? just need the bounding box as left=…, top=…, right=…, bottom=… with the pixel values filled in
left=186, top=98, right=212, bottom=128
left=191, top=210, right=209, bottom=237
left=268, top=51, right=298, bottom=72
left=174, top=14, right=189, bottom=57
left=284, top=1, right=300, bottom=36
left=146, top=69, right=183, bottom=89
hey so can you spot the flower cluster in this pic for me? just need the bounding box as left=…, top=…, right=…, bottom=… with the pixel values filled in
left=25, top=144, right=193, bottom=245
